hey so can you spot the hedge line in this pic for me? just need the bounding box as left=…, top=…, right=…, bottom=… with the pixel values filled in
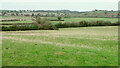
left=2, top=24, right=58, bottom=31
left=2, top=20, right=119, bottom=31
left=55, top=21, right=119, bottom=28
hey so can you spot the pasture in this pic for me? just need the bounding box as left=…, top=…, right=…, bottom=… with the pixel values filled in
left=1, top=16, right=118, bottom=24
left=2, top=26, right=118, bottom=66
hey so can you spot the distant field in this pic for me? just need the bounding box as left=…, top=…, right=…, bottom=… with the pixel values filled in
left=52, top=18, right=118, bottom=25
left=2, top=16, right=32, bottom=24
left=64, top=18, right=118, bottom=23
left=1, top=16, right=118, bottom=24
left=2, top=21, right=32, bottom=23
left=2, top=26, right=118, bottom=66
left=2, top=16, right=32, bottom=21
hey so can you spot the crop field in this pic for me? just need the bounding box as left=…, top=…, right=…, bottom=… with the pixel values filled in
left=2, top=26, right=118, bottom=66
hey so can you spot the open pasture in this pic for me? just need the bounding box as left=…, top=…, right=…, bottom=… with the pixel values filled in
left=1, top=16, right=118, bottom=24
left=2, top=26, right=118, bottom=66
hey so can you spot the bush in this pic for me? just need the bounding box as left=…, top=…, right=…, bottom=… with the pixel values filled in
left=2, top=19, right=119, bottom=31
left=79, top=21, right=89, bottom=27
left=32, top=16, right=58, bottom=30
left=2, top=16, right=58, bottom=31
left=57, top=17, right=62, bottom=21
left=2, top=24, right=39, bottom=31
left=55, top=20, right=118, bottom=28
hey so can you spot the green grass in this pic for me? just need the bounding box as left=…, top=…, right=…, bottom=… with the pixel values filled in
left=48, top=17, right=118, bottom=25
left=2, top=16, right=118, bottom=24
left=48, top=17, right=118, bottom=24
left=64, top=18, right=118, bottom=23
left=2, top=16, right=32, bottom=21
left=2, top=21, right=32, bottom=23
left=2, top=26, right=118, bottom=66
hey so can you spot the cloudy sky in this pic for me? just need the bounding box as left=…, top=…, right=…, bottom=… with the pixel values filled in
left=1, top=0, right=119, bottom=11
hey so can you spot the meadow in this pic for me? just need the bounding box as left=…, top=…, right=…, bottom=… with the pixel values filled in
left=2, top=26, right=118, bottom=66
left=1, top=15, right=119, bottom=66
left=2, top=16, right=118, bottom=24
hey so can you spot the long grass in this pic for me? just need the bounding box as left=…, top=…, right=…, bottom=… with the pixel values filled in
left=2, top=26, right=118, bottom=66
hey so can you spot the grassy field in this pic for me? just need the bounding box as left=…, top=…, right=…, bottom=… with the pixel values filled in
left=1, top=16, right=118, bottom=24
left=64, top=18, right=118, bottom=23
left=2, top=16, right=32, bottom=21
left=2, top=21, right=33, bottom=24
left=2, top=26, right=118, bottom=66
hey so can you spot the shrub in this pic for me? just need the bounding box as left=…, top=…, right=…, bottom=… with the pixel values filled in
left=55, top=22, right=64, bottom=28
left=55, top=20, right=118, bottom=28
left=2, top=24, right=39, bottom=31
left=2, top=16, right=58, bottom=31
left=32, top=16, right=58, bottom=30
left=2, top=20, right=119, bottom=31
left=57, top=17, right=62, bottom=21
left=112, top=21, right=120, bottom=26
left=79, top=21, right=89, bottom=27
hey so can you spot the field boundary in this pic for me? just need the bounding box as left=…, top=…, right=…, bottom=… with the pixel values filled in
left=0, top=23, right=33, bottom=25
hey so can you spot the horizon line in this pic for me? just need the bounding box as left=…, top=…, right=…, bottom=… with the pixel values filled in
left=1, top=9, right=118, bottom=12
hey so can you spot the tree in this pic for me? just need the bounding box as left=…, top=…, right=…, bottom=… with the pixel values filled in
left=95, top=9, right=98, bottom=11
left=2, top=12, right=6, bottom=16
left=16, top=12, right=19, bottom=16
left=58, top=17, right=62, bottom=21
left=32, top=16, right=58, bottom=30
left=37, top=13, right=40, bottom=16
left=112, top=15, right=114, bottom=18
left=84, top=13, right=88, bottom=16
left=117, top=13, right=120, bottom=18
left=31, top=13, right=34, bottom=16
left=104, top=11, right=107, bottom=14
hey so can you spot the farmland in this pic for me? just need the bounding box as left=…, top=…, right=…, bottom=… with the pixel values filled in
left=2, top=26, right=118, bottom=66
left=1, top=9, right=119, bottom=66
left=1, top=16, right=118, bottom=24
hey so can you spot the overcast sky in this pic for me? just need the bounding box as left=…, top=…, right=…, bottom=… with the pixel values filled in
left=1, top=0, right=119, bottom=11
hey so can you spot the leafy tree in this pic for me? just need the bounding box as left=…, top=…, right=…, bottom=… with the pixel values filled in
left=31, top=13, right=34, bottom=16
left=58, top=17, right=62, bottom=20
left=2, top=12, right=6, bottom=16
left=112, top=15, right=114, bottom=18
left=95, top=9, right=98, bottom=11
left=16, top=12, right=19, bottom=16
left=32, top=16, right=58, bottom=30
left=104, top=11, right=107, bottom=14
